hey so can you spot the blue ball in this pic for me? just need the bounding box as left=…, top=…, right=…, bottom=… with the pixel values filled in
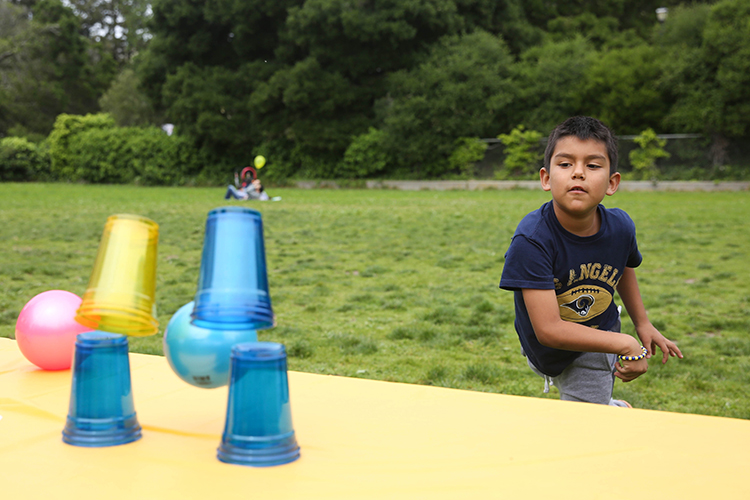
left=163, top=302, right=258, bottom=388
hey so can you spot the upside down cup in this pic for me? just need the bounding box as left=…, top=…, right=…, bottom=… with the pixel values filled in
left=217, top=342, right=300, bottom=467
left=192, top=207, right=274, bottom=331
left=62, top=331, right=142, bottom=447
left=75, top=214, right=159, bottom=336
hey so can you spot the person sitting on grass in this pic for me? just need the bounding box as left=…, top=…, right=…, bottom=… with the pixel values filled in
left=224, top=178, right=270, bottom=201
left=499, top=116, right=683, bottom=407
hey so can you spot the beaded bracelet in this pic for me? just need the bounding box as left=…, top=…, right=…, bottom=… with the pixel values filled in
left=618, top=346, right=648, bottom=362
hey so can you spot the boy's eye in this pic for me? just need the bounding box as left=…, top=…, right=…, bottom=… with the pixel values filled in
left=587, top=164, right=602, bottom=169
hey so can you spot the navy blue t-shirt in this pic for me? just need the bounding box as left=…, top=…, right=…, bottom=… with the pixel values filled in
left=499, top=201, right=642, bottom=377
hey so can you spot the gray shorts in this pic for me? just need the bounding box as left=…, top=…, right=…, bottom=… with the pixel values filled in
left=525, top=314, right=628, bottom=407
left=527, top=351, right=625, bottom=406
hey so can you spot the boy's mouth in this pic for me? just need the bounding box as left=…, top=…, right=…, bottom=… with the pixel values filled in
left=569, top=186, right=586, bottom=193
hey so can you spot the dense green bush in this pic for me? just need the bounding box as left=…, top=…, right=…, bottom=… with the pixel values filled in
left=47, top=113, right=202, bottom=185
left=496, top=125, right=543, bottom=179
left=48, top=113, right=117, bottom=180
left=340, top=128, right=390, bottom=178
left=67, top=127, right=201, bottom=185
left=0, top=137, right=51, bottom=181
left=628, top=128, right=670, bottom=180
left=447, top=138, right=488, bottom=179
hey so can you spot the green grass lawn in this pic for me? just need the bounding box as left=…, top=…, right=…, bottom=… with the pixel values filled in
left=1, top=183, right=748, bottom=418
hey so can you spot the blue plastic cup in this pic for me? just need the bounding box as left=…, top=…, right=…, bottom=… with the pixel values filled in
left=192, top=207, right=274, bottom=331
left=217, top=342, right=300, bottom=467
left=62, top=331, right=142, bottom=447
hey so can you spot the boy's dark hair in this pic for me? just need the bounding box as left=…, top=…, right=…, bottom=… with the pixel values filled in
left=543, top=116, right=618, bottom=173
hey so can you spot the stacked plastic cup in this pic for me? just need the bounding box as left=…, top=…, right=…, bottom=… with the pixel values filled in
left=62, top=331, right=142, bottom=447
left=217, top=342, right=300, bottom=467
left=192, top=207, right=274, bottom=331
left=64, top=214, right=158, bottom=447
left=75, top=214, right=160, bottom=336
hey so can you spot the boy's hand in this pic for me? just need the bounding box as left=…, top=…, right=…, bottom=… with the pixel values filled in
left=615, top=357, right=648, bottom=382
left=636, top=323, right=683, bottom=364
left=614, top=338, right=648, bottom=382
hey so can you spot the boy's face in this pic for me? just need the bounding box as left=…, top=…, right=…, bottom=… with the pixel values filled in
left=540, top=136, right=620, bottom=220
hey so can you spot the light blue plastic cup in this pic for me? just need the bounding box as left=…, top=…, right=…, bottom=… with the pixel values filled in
left=62, top=331, right=142, bottom=447
left=192, top=207, right=274, bottom=331
left=217, top=342, right=300, bottom=467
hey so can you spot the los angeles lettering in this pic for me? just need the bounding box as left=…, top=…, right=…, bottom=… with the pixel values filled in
left=566, top=263, right=620, bottom=287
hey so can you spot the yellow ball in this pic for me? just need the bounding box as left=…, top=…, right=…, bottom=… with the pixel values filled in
left=254, top=155, right=266, bottom=169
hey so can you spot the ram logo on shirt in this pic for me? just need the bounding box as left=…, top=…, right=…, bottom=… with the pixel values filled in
left=557, top=285, right=612, bottom=322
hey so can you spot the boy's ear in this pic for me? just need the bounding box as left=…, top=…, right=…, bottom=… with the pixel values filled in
left=606, top=172, right=621, bottom=196
left=540, top=167, right=552, bottom=192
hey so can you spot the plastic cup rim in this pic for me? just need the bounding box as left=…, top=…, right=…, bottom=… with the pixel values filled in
left=75, top=304, right=159, bottom=336
left=216, top=436, right=300, bottom=467
left=106, top=213, right=159, bottom=228
left=62, top=421, right=142, bottom=447
left=75, top=331, right=128, bottom=347
left=208, top=206, right=262, bottom=217
left=190, top=318, right=274, bottom=332
left=77, top=302, right=156, bottom=317
left=231, top=341, right=286, bottom=360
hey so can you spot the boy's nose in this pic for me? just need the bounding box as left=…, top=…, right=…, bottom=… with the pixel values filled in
left=572, top=163, right=586, bottom=178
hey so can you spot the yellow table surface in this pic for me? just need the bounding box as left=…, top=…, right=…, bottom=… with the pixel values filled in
left=1, top=337, right=748, bottom=499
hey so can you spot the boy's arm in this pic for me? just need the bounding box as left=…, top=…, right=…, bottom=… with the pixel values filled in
left=616, top=267, right=683, bottom=364
left=522, top=288, right=648, bottom=382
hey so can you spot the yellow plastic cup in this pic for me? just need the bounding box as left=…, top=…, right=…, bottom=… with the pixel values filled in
left=76, top=214, right=159, bottom=336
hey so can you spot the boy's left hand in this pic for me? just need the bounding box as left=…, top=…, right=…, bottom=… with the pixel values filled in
left=636, top=324, right=683, bottom=364
left=615, top=357, right=648, bottom=382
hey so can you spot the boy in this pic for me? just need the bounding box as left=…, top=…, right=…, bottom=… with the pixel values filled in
left=499, top=116, right=682, bottom=407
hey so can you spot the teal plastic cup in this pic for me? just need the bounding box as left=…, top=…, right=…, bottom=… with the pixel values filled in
left=62, top=331, right=142, bottom=447
left=217, top=342, right=300, bottom=467
left=192, top=207, right=274, bottom=331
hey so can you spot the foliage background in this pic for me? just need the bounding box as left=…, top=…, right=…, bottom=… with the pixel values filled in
left=3, top=0, right=750, bottom=182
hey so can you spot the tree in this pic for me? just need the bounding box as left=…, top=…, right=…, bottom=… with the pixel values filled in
left=135, top=0, right=743, bottom=181
left=370, top=31, right=518, bottom=178
left=519, top=0, right=674, bottom=37
left=161, top=61, right=271, bottom=178
left=139, top=0, right=284, bottom=105
left=140, top=0, right=531, bottom=178
left=99, top=68, right=159, bottom=126
left=577, top=42, right=668, bottom=134
left=247, top=56, right=372, bottom=177
left=0, top=0, right=116, bottom=138
left=65, top=0, right=152, bottom=63
left=452, top=0, right=543, bottom=55
left=660, top=0, right=750, bottom=165
left=510, top=36, right=598, bottom=134
left=136, top=0, right=301, bottom=174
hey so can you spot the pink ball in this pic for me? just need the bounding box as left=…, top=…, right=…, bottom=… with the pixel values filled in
left=15, top=290, right=93, bottom=370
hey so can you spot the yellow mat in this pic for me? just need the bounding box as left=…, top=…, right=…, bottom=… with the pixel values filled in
left=1, top=337, right=748, bottom=499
